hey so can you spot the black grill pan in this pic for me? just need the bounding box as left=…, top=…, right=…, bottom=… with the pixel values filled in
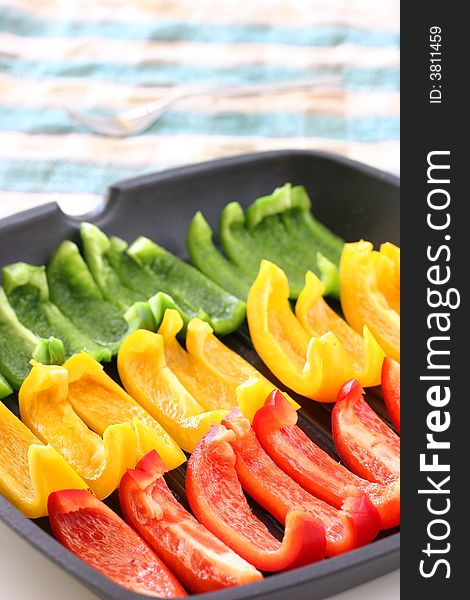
left=0, top=150, right=400, bottom=600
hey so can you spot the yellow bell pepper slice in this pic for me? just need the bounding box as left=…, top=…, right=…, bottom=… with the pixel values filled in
left=19, top=362, right=137, bottom=499
left=295, top=271, right=385, bottom=387
left=375, top=242, right=400, bottom=313
left=235, top=377, right=294, bottom=422
left=63, top=352, right=185, bottom=470
left=0, top=400, right=87, bottom=518
left=247, top=260, right=383, bottom=402
left=118, top=329, right=229, bottom=452
left=158, top=309, right=235, bottom=410
left=340, top=241, right=400, bottom=362
left=158, top=308, right=299, bottom=419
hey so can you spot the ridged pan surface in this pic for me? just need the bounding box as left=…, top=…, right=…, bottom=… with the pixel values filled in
left=0, top=150, right=400, bottom=600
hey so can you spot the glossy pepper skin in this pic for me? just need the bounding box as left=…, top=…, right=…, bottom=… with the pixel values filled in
left=187, top=211, right=252, bottom=300
left=332, top=379, right=400, bottom=485
left=275, top=185, right=343, bottom=268
left=381, top=358, right=400, bottom=433
left=295, top=270, right=385, bottom=387
left=83, top=227, right=202, bottom=333
left=19, top=362, right=137, bottom=499
left=63, top=352, right=185, bottom=471
left=245, top=184, right=342, bottom=296
left=158, top=308, right=300, bottom=415
left=158, top=309, right=237, bottom=411
left=247, top=260, right=381, bottom=401
left=47, top=241, right=130, bottom=354
left=0, top=400, right=87, bottom=518
left=118, top=329, right=228, bottom=452
left=48, top=489, right=186, bottom=597
left=252, top=388, right=400, bottom=529
left=219, top=184, right=341, bottom=299
left=80, top=223, right=145, bottom=312
left=0, top=287, right=65, bottom=389
left=340, top=241, right=400, bottom=362
left=129, top=236, right=246, bottom=336
left=2, top=262, right=112, bottom=362
left=187, top=185, right=341, bottom=301
left=186, top=424, right=326, bottom=570
left=222, top=409, right=381, bottom=556
left=375, top=242, right=400, bottom=314
left=0, top=372, right=13, bottom=400
left=120, top=450, right=262, bottom=593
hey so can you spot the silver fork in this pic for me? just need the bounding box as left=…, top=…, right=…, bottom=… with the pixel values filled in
left=67, top=76, right=341, bottom=137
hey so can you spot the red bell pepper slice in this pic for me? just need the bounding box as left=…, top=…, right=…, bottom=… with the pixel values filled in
left=222, top=410, right=380, bottom=557
left=332, top=379, right=400, bottom=485
left=252, top=389, right=400, bottom=529
left=48, top=489, right=186, bottom=598
left=186, top=424, right=326, bottom=571
left=382, top=357, right=400, bottom=433
left=119, top=450, right=262, bottom=593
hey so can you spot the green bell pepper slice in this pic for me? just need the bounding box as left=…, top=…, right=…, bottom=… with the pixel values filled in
left=94, top=231, right=201, bottom=322
left=220, top=184, right=343, bottom=298
left=125, top=291, right=196, bottom=335
left=0, top=371, right=13, bottom=400
left=47, top=241, right=130, bottom=354
left=187, top=211, right=252, bottom=300
left=0, top=287, right=65, bottom=389
left=2, top=262, right=112, bottom=362
left=274, top=185, right=344, bottom=265
left=247, top=184, right=342, bottom=296
left=128, top=237, right=246, bottom=336
left=80, top=225, right=214, bottom=334
left=80, top=223, right=145, bottom=312
left=104, top=236, right=161, bottom=299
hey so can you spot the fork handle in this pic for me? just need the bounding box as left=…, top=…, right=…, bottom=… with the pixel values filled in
left=125, top=76, right=341, bottom=120
left=194, top=76, right=342, bottom=99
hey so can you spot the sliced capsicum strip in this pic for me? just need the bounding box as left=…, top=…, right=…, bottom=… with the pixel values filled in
left=0, top=287, right=65, bottom=389
left=245, top=184, right=342, bottom=297
left=120, top=450, right=262, bottom=593
left=275, top=185, right=344, bottom=267
left=118, top=329, right=228, bottom=452
left=3, top=262, right=112, bottom=362
left=159, top=309, right=300, bottom=415
left=252, top=388, right=400, bottom=529
left=0, top=372, right=13, bottom=400
left=63, top=352, right=185, bottom=470
left=187, top=211, right=252, bottom=300
left=105, top=234, right=165, bottom=298
left=375, top=243, right=400, bottom=313
left=235, top=377, right=300, bottom=422
left=80, top=223, right=146, bottom=312
left=0, top=400, right=87, bottom=518
left=219, top=184, right=339, bottom=298
left=48, top=489, right=186, bottom=597
left=340, top=240, right=400, bottom=362
left=295, top=270, right=385, bottom=387
left=382, top=357, right=400, bottom=433
left=129, top=237, right=246, bottom=336
left=125, top=291, right=196, bottom=336
left=222, top=409, right=381, bottom=556
left=187, top=424, right=326, bottom=570
left=19, top=362, right=137, bottom=499
left=47, top=241, right=130, bottom=354
left=247, top=260, right=378, bottom=401
left=158, top=309, right=237, bottom=411
left=332, top=379, right=400, bottom=485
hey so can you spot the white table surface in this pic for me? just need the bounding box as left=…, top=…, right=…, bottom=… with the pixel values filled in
left=0, top=199, right=399, bottom=599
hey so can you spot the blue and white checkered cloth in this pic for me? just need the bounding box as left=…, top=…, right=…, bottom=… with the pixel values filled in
left=0, top=0, right=399, bottom=219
